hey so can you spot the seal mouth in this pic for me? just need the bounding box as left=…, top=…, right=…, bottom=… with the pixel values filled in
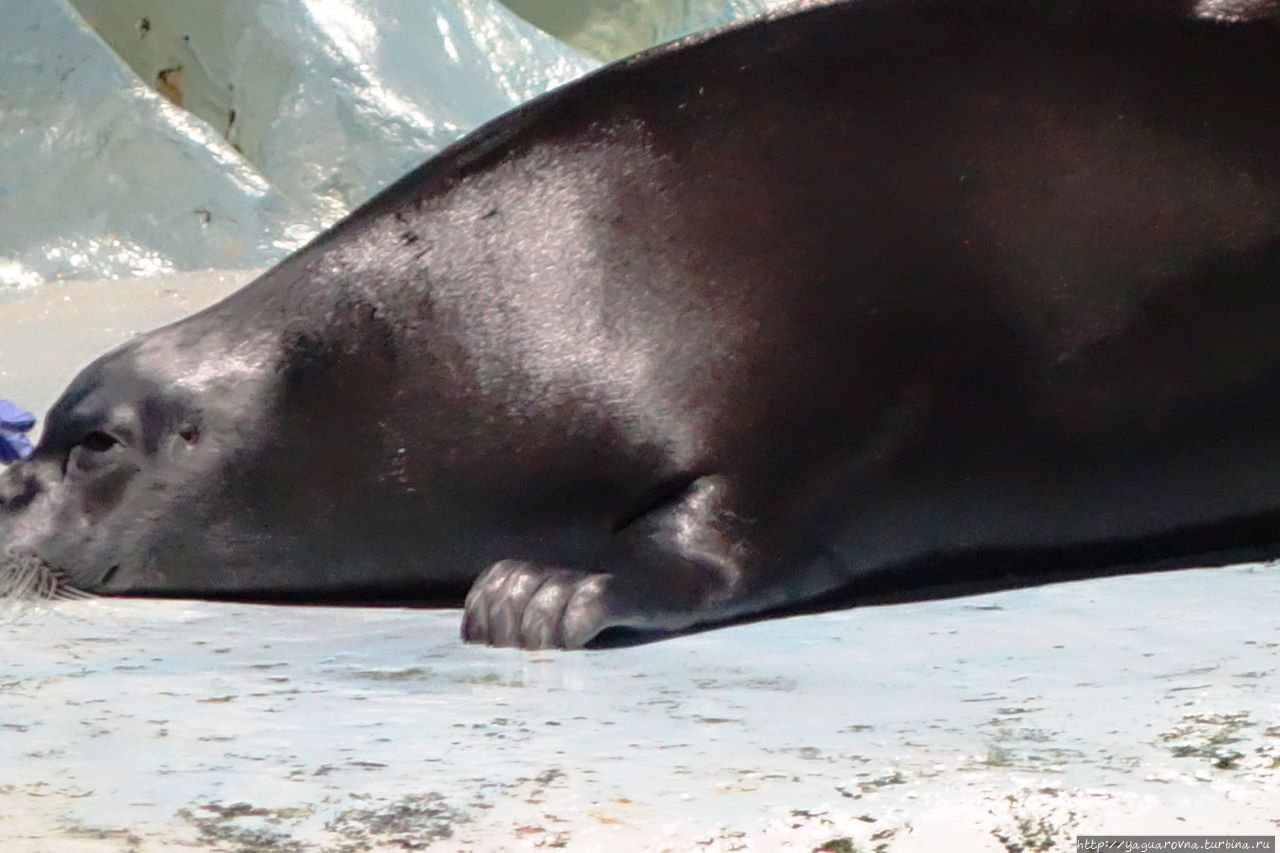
left=0, top=551, right=95, bottom=605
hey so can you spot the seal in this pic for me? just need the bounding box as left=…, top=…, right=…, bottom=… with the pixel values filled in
left=2, top=0, right=1279, bottom=649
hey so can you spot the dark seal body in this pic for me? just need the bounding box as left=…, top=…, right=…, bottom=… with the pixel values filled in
left=2, top=0, right=1279, bottom=648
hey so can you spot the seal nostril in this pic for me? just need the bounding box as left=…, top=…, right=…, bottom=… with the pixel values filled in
left=101, top=565, right=120, bottom=586
left=0, top=477, right=38, bottom=515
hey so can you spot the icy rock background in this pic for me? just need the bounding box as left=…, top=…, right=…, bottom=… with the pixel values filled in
left=499, top=0, right=797, bottom=60
left=0, top=0, right=797, bottom=289
left=0, top=2, right=308, bottom=287
left=1, top=0, right=599, bottom=286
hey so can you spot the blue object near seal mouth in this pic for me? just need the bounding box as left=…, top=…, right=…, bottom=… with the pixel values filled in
left=0, top=399, right=35, bottom=463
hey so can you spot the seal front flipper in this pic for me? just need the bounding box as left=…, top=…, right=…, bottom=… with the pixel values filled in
left=461, top=475, right=794, bottom=650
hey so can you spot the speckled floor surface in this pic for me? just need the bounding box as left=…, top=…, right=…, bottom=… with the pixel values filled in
left=1, top=567, right=1278, bottom=851
left=1, top=275, right=1278, bottom=851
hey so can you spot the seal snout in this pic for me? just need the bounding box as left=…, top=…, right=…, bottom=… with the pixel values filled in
left=0, top=458, right=92, bottom=602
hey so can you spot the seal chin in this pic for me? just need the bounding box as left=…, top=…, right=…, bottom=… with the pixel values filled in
left=0, top=551, right=95, bottom=603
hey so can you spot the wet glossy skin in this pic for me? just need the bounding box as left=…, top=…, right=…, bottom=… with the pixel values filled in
left=2, top=0, right=1279, bottom=648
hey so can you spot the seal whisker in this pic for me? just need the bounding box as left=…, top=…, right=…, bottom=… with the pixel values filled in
left=0, top=552, right=94, bottom=609
left=50, top=584, right=98, bottom=603
left=0, top=555, right=39, bottom=600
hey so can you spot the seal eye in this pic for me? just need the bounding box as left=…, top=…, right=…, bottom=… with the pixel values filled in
left=67, top=430, right=123, bottom=473
left=81, top=431, right=120, bottom=453
left=178, top=423, right=200, bottom=445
